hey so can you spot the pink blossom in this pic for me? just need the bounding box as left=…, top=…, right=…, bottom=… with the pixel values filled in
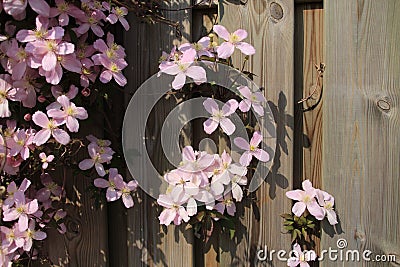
left=160, top=49, right=206, bottom=90
left=203, top=98, right=238, bottom=135
left=92, top=32, right=126, bottom=62
left=285, top=180, right=325, bottom=219
left=39, top=153, right=54, bottom=169
left=99, top=59, right=127, bottom=86
left=107, top=6, right=130, bottom=31
left=2, top=191, right=39, bottom=231
left=117, top=180, right=138, bottom=208
left=50, top=0, right=86, bottom=26
left=53, top=209, right=67, bottom=234
left=3, top=0, right=50, bottom=19
left=8, top=129, right=34, bottom=160
left=36, top=173, right=62, bottom=202
left=0, top=225, right=24, bottom=253
left=238, top=85, right=266, bottom=116
left=6, top=39, right=29, bottom=80
left=3, top=178, right=31, bottom=209
left=158, top=194, right=190, bottom=226
left=86, top=134, right=112, bottom=147
left=214, top=193, right=236, bottom=216
left=94, top=168, right=124, bottom=202
left=210, top=151, right=247, bottom=200
left=47, top=84, right=78, bottom=110
left=213, top=25, right=255, bottom=59
left=177, top=146, right=216, bottom=186
left=179, top=37, right=213, bottom=58
left=287, top=243, right=316, bottom=267
left=0, top=74, right=22, bottom=118
left=12, top=68, right=41, bottom=108
left=316, top=189, right=338, bottom=225
left=32, top=111, right=70, bottom=145
left=16, top=16, right=64, bottom=43
left=234, top=131, right=270, bottom=166
left=20, top=220, right=47, bottom=252
left=164, top=169, right=199, bottom=202
left=78, top=143, right=113, bottom=176
left=47, top=95, right=88, bottom=132
left=76, top=10, right=106, bottom=37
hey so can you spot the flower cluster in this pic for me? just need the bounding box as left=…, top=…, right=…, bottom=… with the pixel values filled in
left=158, top=25, right=256, bottom=90
left=156, top=28, right=273, bottom=229
left=286, top=179, right=338, bottom=226
left=0, top=0, right=135, bottom=265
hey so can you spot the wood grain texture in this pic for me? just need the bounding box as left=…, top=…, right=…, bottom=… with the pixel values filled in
left=322, top=0, right=400, bottom=266
left=122, top=1, right=194, bottom=266
left=39, top=119, right=109, bottom=267
left=218, top=0, right=294, bottom=266
left=294, top=4, right=323, bottom=188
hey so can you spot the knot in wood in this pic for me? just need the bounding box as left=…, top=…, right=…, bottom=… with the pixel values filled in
left=377, top=98, right=391, bottom=111
left=270, top=2, right=283, bottom=20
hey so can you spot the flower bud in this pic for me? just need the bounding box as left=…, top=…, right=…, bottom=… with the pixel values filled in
left=81, top=88, right=91, bottom=97
left=24, top=114, right=32, bottom=121
left=37, top=95, right=46, bottom=103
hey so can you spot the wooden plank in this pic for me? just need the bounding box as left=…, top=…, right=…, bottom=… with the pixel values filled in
left=322, top=0, right=400, bottom=266
left=121, top=1, right=194, bottom=266
left=293, top=5, right=324, bottom=265
left=39, top=119, right=109, bottom=267
left=218, top=0, right=294, bottom=266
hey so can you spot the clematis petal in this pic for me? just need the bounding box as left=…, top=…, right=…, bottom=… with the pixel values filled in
left=222, top=99, right=238, bottom=116
left=292, top=201, right=307, bottom=217
left=219, top=117, right=235, bottom=135
left=233, top=137, right=250, bottom=150
left=213, top=25, right=230, bottom=41
left=216, top=42, right=235, bottom=59
left=236, top=42, right=256, bottom=55
left=203, top=118, right=219, bottom=135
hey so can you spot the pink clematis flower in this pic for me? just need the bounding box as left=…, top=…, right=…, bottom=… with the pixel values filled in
left=213, top=25, right=255, bottom=59
left=214, top=193, right=236, bottom=216
left=203, top=98, right=238, bottom=135
left=285, top=180, right=325, bottom=219
left=238, top=85, right=267, bottom=116
left=47, top=95, right=88, bottom=132
left=36, top=173, right=62, bottom=202
left=2, top=191, right=39, bottom=231
left=210, top=151, right=247, bottom=197
left=78, top=143, right=113, bottom=176
left=12, top=68, right=41, bottom=108
left=316, top=189, right=338, bottom=225
left=6, top=39, right=29, bottom=81
left=16, top=16, right=64, bottom=43
left=38, top=153, right=54, bottom=169
left=76, top=10, right=106, bottom=37
left=53, top=209, right=67, bottom=234
left=50, top=0, right=86, bottom=26
left=160, top=49, right=206, bottom=90
left=179, top=37, right=213, bottom=58
left=107, top=6, right=130, bottom=31
left=234, top=131, right=270, bottom=166
left=94, top=168, right=124, bottom=202
left=3, top=178, right=31, bottom=208
left=287, top=243, right=317, bottom=267
left=32, top=111, right=70, bottom=145
left=2, top=0, right=50, bottom=19
left=20, top=220, right=47, bottom=252
left=164, top=169, right=199, bottom=202
left=117, top=180, right=138, bottom=208
left=0, top=74, right=21, bottom=118
left=8, top=129, right=34, bottom=160
left=99, top=58, right=127, bottom=86
left=158, top=194, right=190, bottom=226
left=0, top=225, right=24, bottom=253
left=177, top=146, right=216, bottom=186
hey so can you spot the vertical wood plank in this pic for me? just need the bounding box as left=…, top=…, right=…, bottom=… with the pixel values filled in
left=40, top=119, right=109, bottom=267
left=322, top=0, right=400, bottom=266
left=218, top=0, right=294, bottom=266
left=294, top=4, right=324, bottom=188
left=121, top=1, right=194, bottom=266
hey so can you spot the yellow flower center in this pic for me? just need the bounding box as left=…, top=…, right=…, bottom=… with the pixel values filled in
left=66, top=106, right=75, bottom=116
left=115, top=7, right=124, bottom=17
left=110, top=63, right=119, bottom=73
left=229, top=34, right=240, bottom=44
left=58, top=2, right=69, bottom=12
left=47, top=120, right=57, bottom=130
left=249, top=145, right=256, bottom=151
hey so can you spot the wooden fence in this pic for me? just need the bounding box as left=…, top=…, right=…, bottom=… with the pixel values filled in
left=41, top=0, right=399, bottom=266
